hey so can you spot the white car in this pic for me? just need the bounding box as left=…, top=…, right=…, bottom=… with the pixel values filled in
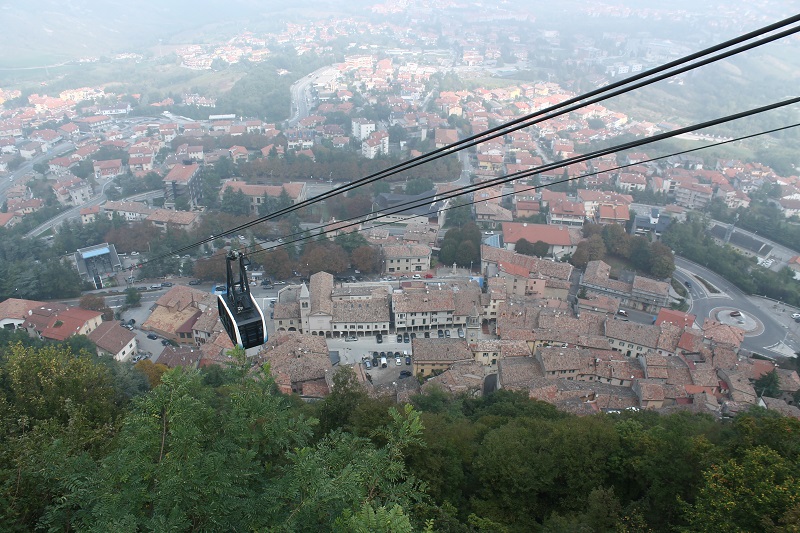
left=395, top=357, right=402, bottom=366
left=792, top=313, right=800, bottom=319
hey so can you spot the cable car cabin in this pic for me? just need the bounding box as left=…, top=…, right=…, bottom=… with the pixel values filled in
left=217, top=251, right=267, bottom=349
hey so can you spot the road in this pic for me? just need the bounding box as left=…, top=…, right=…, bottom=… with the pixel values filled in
left=674, top=256, right=796, bottom=357
left=285, top=66, right=334, bottom=128
left=1, top=141, right=74, bottom=204
left=26, top=188, right=164, bottom=238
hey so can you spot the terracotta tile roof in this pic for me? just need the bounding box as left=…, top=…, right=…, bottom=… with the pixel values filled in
left=718, top=368, right=756, bottom=403
left=254, top=333, right=332, bottom=392
left=158, top=346, right=202, bottom=368
left=382, top=243, right=432, bottom=258
left=578, top=293, right=620, bottom=313
left=192, top=306, right=221, bottom=335
left=481, top=245, right=573, bottom=280
left=310, top=272, right=334, bottom=315
left=604, top=318, right=661, bottom=349
left=498, top=356, right=544, bottom=389
left=332, top=297, right=390, bottom=323
left=632, top=276, right=670, bottom=297
left=422, top=360, right=485, bottom=395
left=87, top=321, right=136, bottom=355
left=163, top=163, right=199, bottom=183
left=656, top=309, right=697, bottom=328
left=760, top=397, right=800, bottom=419
left=537, top=347, right=586, bottom=373
left=143, top=286, right=212, bottom=336
left=633, top=379, right=665, bottom=401
left=777, top=369, right=800, bottom=393
left=146, top=209, right=198, bottom=226
left=678, top=329, right=704, bottom=353
left=501, top=222, right=580, bottom=246
left=198, top=331, right=235, bottom=367
left=701, top=318, right=745, bottom=348
left=0, top=298, right=46, bottom=320
left=411, top=338, right=472, bottom=364
left=24, top=306, right=102, bottom=341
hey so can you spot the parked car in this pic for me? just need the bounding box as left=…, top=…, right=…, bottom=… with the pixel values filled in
left=380, top=357, right=388, bottom=368
left=161, top=339, right=171, bottom=346
left=376, top=334, right=383, bottom=344
left=188, top=279, right=201, bottom=285
left=364, top=360, right=372, bottom=369
left=617, top=309, right=628, bottom=317
left=730, top=311, right=742, bottom=317
left=445, top=330, right=451, bottom=338
left=396, top=334, right=403, bottom=343
left=792, top=313, right=800, bottom=319
left=410, top=332, right=416, bottom=339
left=130, top=251, right=139, bottom=256
left=372, top=357, right=379, bottom=367
left=424, top=331, right=430, bottom=338
left=457, top=327, right=465, bottom=338
left=161, top=281, right=173, bottom=287
left=395, top=357, right=402, bottom=366
left=405, top=355, right=411, bottom=365
left=399, top=370, right=412, bottom=378
left=345, top=335, right=357, bottom=342
left=146, top=333, right=158, bottom=340
left=438, top=329, right=444, bottom=338
left=150, top=284, right=162, bottom=290
left=425, top=274, right=434, bottom=279
left=412, top=274, right=421, bottom=279
left=403, top=333, right=410, bottom=343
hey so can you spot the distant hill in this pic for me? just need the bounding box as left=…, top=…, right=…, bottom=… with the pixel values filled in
left=0, top=0, right=373, bottom=68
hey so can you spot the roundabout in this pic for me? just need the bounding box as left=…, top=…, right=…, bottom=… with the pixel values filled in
left=711, top=307, right=764, bottom=337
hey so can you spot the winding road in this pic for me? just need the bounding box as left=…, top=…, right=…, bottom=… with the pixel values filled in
left=674, top=256, right=797, bottom=358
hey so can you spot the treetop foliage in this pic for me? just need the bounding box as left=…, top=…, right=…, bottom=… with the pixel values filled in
left=1, top=343, right=799, bottom=532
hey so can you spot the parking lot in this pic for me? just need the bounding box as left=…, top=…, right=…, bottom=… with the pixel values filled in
left=326, top=328, right=465, bottom=386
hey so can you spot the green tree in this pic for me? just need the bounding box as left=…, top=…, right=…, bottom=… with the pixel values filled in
left=532, top=240, right=550, bottom=258
left=649, top=241, right=675, bottom=279
left=174, top=195, right=190, bottom=211
left=682, top=446, right=800, bottom=532
left=334, top=232, right=369, bottom=254
left=602, top=223, right=630, bottom=258
left=754, top=369, right=781, bottom=398
left=405, top=177, right=434, bottom=196
left=220, top=187, right=251, bottom=216
left=351, top=245, right=381, bottom=273
left=515, top=238, right=535, bottom=256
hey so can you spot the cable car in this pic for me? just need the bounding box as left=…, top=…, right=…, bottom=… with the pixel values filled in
left=217, top=251, right=267, bottom=349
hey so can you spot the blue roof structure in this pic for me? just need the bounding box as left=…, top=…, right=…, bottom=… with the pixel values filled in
left=81, top=246, right=110, bottom=259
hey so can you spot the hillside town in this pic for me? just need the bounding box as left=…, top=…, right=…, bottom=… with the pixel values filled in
left=0, top=4, right=799, bottom=423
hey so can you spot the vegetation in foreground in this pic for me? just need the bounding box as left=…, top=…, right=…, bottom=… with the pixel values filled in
left=2, top=342, right=800, bottom=532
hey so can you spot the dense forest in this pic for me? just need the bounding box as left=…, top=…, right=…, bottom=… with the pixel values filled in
left=2, top=341, right=799, bottom=532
